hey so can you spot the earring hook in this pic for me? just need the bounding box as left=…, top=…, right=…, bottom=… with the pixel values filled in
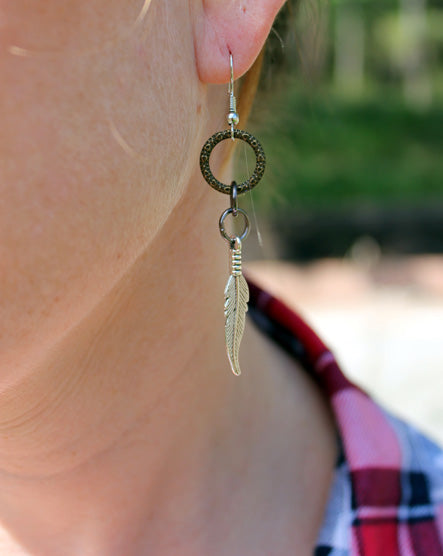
left=227, top=52, right=239, bottom=140
left=229, top=53, right=234, bottom=97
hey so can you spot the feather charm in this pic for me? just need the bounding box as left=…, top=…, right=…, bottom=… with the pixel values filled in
left=224, top=237, right=249, bottom=376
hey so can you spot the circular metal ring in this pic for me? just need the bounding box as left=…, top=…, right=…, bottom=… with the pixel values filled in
left=200, top=129, right=266, bottom=195
left=219, top=208, right=250, bottom=244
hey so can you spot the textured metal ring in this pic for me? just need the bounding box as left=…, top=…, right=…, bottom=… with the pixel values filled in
left=200, top=129, right=266, bottom=195
left=219, top=208, right=250, bottom=244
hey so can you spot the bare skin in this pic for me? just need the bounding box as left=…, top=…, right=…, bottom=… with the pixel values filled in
left=0, top=1, right=337, bottom=554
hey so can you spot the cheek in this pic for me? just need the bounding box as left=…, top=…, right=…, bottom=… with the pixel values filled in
left=0, top=3, right=197, bottom=379
left=0, top=0, right=151, bottom=54
left=0, top=87, right=142, bottom=378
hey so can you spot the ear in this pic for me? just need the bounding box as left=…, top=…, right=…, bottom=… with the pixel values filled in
left=192, top=0, right=287, bottom=84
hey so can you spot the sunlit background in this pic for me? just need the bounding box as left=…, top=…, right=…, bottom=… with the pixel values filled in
left=243, top=0, right=443, bottom=443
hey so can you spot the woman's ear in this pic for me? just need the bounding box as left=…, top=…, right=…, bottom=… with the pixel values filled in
left=192, top=0, right=287, bottom=84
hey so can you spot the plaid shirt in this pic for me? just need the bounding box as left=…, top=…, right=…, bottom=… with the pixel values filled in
left=246, top=277, right=443, bottom=556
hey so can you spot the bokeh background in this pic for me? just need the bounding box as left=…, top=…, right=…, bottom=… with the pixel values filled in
left=242, top=0, right=443, bottom=443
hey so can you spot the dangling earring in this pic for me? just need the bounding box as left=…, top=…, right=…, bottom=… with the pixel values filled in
left=199, top=53, right=266, bottom=376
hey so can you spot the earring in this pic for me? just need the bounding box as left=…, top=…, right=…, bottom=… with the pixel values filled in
left=199, top=53, right=266, bottom=376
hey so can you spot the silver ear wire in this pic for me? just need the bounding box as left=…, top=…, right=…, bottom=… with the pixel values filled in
left=227, top=53, right=239, bottom=140
left=228, top=53, right=234, bottom=96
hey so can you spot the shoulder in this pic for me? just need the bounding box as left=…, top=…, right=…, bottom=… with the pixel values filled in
left=384, top=411, right=443, bottom=521
left=245, top=273, right=443, bottom=553
left=315, top=405, right=443, bottom=555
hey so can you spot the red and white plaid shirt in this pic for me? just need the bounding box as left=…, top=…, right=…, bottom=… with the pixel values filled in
left=246, top=277, right=443, bottom=556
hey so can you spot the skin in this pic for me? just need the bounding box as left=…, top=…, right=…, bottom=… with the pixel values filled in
left=0, top=1, right=338, bottom=554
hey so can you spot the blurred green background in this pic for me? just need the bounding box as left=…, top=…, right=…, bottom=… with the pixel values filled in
left=241, top=0, right=443, bottom=261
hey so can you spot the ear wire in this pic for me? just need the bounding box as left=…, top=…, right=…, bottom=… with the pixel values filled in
left=227, top=53, right=240, bottom=140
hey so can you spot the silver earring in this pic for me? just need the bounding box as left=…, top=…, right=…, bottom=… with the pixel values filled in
left=199, top=53, right=266, bottom=376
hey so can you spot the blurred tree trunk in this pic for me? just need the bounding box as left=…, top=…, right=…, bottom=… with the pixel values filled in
left=334, top=2, right=365, bottom=96
left=399, top=0, right=431, bottom=108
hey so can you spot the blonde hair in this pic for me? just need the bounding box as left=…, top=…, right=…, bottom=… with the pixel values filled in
left=237, top=49, right=266, bottom=127
left=238, top=1, right=298, bottom=124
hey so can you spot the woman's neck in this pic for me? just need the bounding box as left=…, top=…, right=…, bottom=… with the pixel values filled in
left=0, top=173, right=337, bottom=555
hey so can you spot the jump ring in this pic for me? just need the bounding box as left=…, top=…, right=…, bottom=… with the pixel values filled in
left=200, top=129, right=266, bottom=195
left=219, top=208, right=250, bottom=244
left=230, top=181, right=238, bottom=217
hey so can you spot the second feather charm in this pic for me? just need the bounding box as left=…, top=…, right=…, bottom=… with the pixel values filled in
left=224, top=237, right=249, bottom=376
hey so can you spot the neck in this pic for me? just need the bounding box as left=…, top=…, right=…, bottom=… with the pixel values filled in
left=0, top=171, right=337, bottom=555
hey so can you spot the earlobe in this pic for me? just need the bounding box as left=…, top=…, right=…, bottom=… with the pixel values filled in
left=192, top=0, right=286, bottom=84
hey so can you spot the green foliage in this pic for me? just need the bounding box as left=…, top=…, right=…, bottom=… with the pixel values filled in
left=240, top=0, right=443, bottom=211
left=244, top=90, right=443, bottom=209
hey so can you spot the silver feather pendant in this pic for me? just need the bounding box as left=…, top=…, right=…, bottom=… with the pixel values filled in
left=224, top=237, right=249, bottom=376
